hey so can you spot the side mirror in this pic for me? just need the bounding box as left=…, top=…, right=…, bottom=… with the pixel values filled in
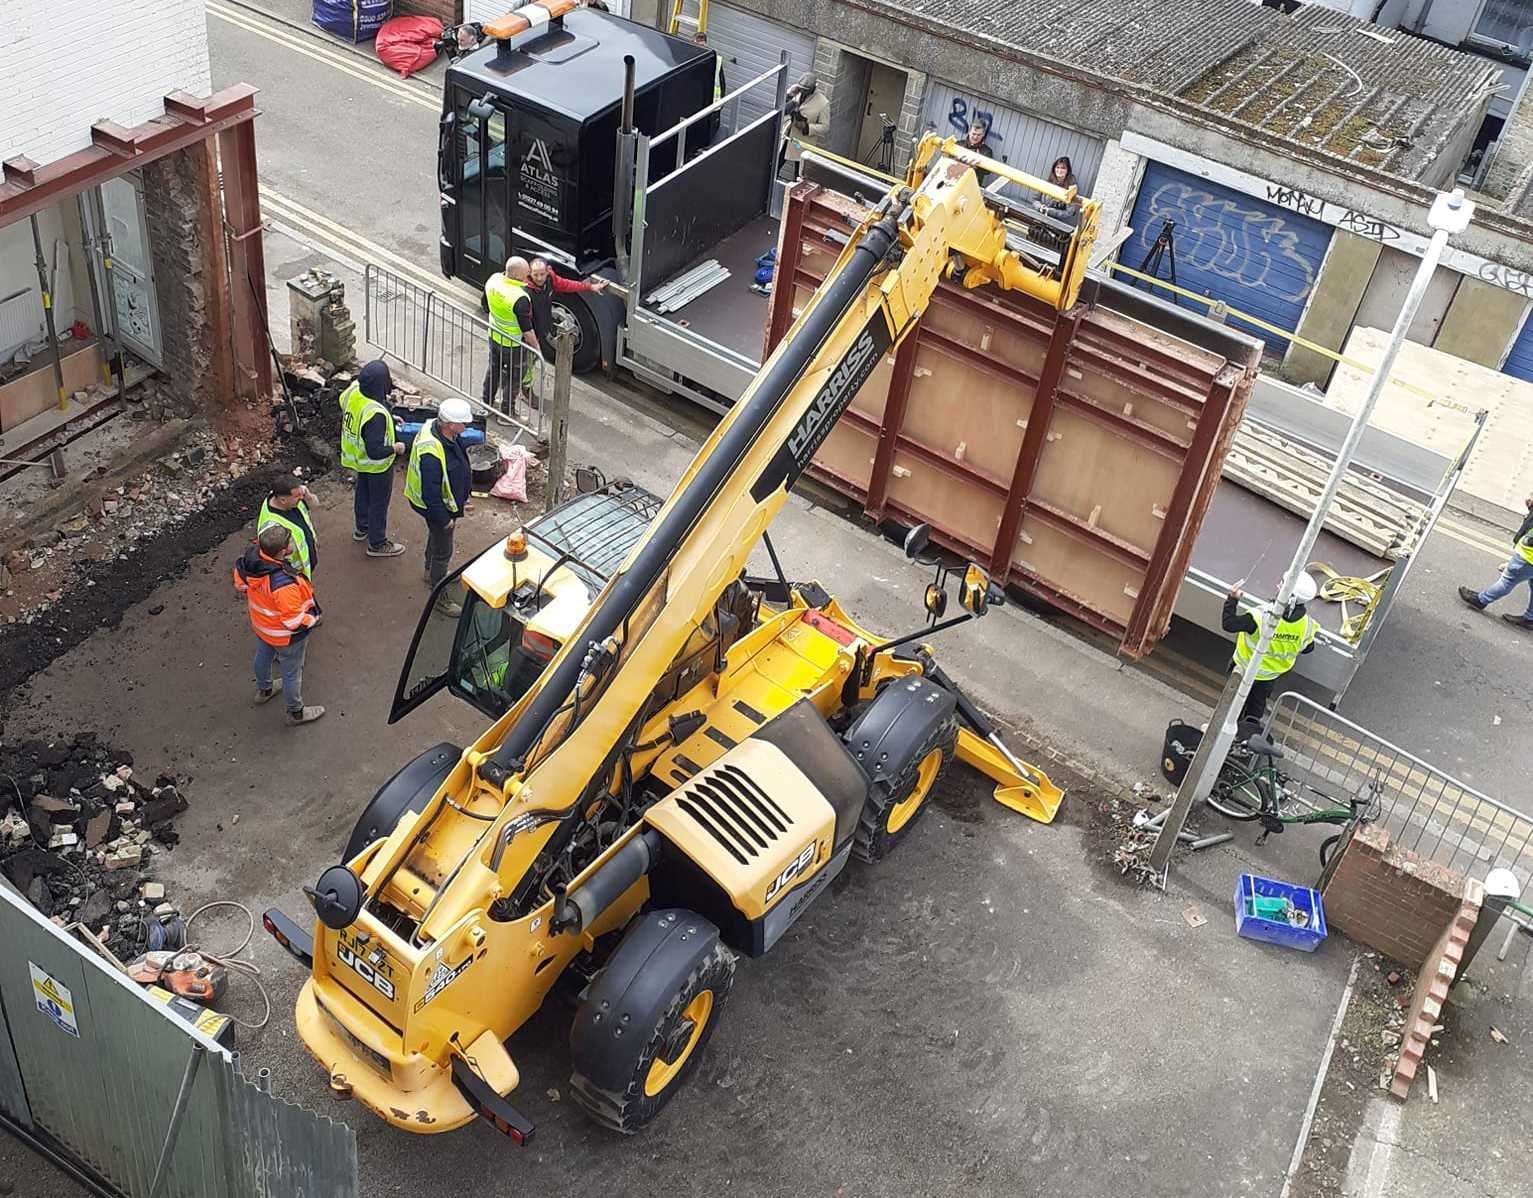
left=574, top=466, right=604, bottom=495
left=466, top=91, right=496, bottom=122
left=959, top=563, right=996, bottom=616
left=903, top=523, right=931, bottom=560
left=923, top=581, right=948, bottom=620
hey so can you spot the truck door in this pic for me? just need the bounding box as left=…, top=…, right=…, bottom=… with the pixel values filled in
left=442, top=91, right=510, bottom=286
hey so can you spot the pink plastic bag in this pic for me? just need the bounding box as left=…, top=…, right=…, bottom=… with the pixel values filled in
left=490, top=444, right=530, bottom=502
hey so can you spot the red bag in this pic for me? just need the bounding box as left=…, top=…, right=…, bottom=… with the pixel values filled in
left=375, top=15, right=443, bottom=78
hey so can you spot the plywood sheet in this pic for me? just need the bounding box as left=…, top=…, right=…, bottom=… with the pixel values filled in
left=1326, top=327, right=1513, bottom=511
left=1015, top=514, right=1140, bottom=626
left=1030, top=405, right=1179, bottom=552
left=885, top=448, right=1004, bottom=555
left=902, top=342, right=1030, bottom=483
left=815, top=422, right=877, bottom=493
left=0, top=342, right=104, bottom=431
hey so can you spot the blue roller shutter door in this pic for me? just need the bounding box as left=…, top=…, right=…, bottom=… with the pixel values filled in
left=1124, top=162, right=1333, bottom=354
left=1501, top=310, right=1533, bottom=382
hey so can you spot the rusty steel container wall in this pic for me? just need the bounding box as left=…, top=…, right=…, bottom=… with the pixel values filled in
left=768, top=183, right=1262, bottom=659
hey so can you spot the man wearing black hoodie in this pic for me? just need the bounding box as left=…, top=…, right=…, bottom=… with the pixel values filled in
left=339, top=359, right=406, bottom=557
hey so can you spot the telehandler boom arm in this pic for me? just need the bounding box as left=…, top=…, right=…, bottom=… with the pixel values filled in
left=477, top=137, right=1095, bottom=830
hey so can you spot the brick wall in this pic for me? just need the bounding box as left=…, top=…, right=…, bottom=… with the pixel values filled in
left=0, top=0, right=210, bottom=167
left=395, top=0, right=460, bottom=23
left=1321, top=823, right=1467, bottom=967
left=1391, top=883, right=1481, bottom=1100
left=143, top=145, right=223, bottom=417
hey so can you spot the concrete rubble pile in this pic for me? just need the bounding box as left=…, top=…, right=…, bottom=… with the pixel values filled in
left=0, top=733, right=191, bottom=951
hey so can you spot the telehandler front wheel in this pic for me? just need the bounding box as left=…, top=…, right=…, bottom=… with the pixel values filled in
left=569, top=910, right=736, bottom=1134
left=843, top=675, right=960, bottom=864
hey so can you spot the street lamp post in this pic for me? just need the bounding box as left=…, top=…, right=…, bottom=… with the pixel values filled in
left=1147, top=188, right=1476, bottom=882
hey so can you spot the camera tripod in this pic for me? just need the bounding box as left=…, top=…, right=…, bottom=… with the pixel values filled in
left=1136, top=218, right=1178, bottom=304
left=862, top=114, right=898, bottom=175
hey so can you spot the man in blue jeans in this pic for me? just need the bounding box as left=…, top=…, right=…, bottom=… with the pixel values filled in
left=1459, top=496, right=1533, bottom=629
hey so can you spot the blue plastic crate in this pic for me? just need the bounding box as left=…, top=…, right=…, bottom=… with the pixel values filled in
left=1233, top=873, right=1327, bottom=952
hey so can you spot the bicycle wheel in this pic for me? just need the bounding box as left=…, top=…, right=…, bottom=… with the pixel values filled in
left=1205, top=768, right=1266, bottom=822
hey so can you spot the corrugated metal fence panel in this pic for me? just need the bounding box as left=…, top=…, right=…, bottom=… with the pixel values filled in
left=920, top=79, right=1105, bottom=194
left=225, top=1058, right=359, bottom=1198
left=0, top=922, right=31, bottom=1130
left=1124, top=161, right=1334, bottom=354
left=0, top=888, right=357, bottom=1197
left=1501, top=308, right=1533, bottom=382
left=708, top=2, right=815, bottom=135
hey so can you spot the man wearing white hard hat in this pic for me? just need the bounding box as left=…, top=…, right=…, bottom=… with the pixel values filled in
left=1222, top=571, right=1319, bottom=727
left=405, top=398, right=474, bottom=617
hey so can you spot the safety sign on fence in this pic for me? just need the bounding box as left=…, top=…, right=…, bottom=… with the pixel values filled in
left=28, top=962, right=78, bottom=1038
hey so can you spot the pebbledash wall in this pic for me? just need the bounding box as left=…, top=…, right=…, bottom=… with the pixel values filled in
left=1, top=0, right=226, bottom=417
left=0, top=0, right=211, bottom=165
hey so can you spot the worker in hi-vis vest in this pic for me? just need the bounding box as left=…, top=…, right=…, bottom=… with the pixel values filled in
left=483, top=257, right=541, bottom=417
left=406, top=397, right=475, bottom=618
left=692, top=32, right=724, bottom=147
left=338, top=359, right=407, bottom=557
left=1222, top=571, right=1319, bottom=727
left=1459, top=494, right=1533, bottom=630
left=257, top=473, right=319, bottom=579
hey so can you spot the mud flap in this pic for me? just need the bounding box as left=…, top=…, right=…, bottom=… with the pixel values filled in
left=343, top=742, right=459, bottom=861
left=843, top=675, right=958, bottom=789
left=569, top=909, right=721, bottom=1092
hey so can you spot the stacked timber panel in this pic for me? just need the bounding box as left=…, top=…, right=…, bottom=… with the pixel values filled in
left=769, top=183, right=1261, bottom=658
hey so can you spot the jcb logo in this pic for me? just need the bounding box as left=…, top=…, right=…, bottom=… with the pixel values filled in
left=764, top=841, right=817, bottom=906
left=338, top=945, right=396, bottom=1001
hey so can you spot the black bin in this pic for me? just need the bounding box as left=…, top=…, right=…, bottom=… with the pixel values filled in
left=1161, top=720, right=1203, bottom=786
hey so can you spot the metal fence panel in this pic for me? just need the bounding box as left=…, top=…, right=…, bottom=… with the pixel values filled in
left=0, top=888, right=356, bottom=1196
left=364, top=263, right=546, bottom=442
left=1269, top=691, right=1533, bottom=883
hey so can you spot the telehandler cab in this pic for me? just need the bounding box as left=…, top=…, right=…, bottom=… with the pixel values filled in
left=265, top=125, right=1095, bottom=1140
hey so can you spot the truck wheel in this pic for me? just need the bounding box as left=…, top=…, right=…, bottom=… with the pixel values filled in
left=570, top=932, right=735, bottom=1128
left=551, top=296, right=601, bottom=373
left=852, top=712, right=958, bottom=863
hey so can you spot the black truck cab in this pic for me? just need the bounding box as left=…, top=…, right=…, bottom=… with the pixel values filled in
left=439, top=9, right=713, bottom=287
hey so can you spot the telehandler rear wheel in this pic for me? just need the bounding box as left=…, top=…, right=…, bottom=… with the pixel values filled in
left=852, top=712, right=959, bottom=864
left=569, top=912, right=736, bottom=1134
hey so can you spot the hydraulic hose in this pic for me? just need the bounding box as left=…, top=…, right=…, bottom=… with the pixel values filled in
left=489, top=212, right=901, bottom=773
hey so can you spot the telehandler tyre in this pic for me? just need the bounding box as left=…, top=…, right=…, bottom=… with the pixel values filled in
left=844, top=676, right=959, bottom=863
left=569, top=910, right=736, bottom=1134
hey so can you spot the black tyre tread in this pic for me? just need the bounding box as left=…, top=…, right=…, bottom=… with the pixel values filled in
left=569, top=941, right=735, bottom=1135
left=1205, top=777, right=1265, bottom=822
left=852, top=713, right=959, bottom=864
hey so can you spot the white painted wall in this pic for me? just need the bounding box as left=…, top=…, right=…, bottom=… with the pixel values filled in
left=1091, top=139, right=1144, bottom=256
left=0, top=0, right=211, bottom=167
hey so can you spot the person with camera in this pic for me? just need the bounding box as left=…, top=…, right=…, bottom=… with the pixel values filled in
left=779, top=73, right=829, bottom=180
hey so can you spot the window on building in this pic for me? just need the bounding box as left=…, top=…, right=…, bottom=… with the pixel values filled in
left=1473, top=0, right=1533, bottom=58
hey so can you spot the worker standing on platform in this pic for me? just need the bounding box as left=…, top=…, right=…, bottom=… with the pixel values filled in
left=257, top=472, right=320, bottom=579
left=405, top=398, right=474, bottom=617
left=1223, top=573, right=1319, bottom=726
left=780, top=73, right=828, bottom=180
left=1459, top=495, right=1533, bottom=629
left=233, top=524, right=325, bottom=726
left=483, top=257, right=541, bottom=415
left=340, top=359, right=407, bottom=557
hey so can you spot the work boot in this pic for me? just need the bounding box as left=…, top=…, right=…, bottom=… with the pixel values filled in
left=1458, top=586, right=1488, bottom=611
left=434, top=597, right=463, bottom=619
left=286, top=706, right=326, bottom=726
left=1502, top=613, right=1533, bottom=629
left=352, top=529, right=369, bottom=543
left=253, top=678, right=283, bottom=705
left=366, top=540, right=406, bottom=558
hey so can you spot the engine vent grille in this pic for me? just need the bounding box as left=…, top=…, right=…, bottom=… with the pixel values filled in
left=675, top=764, right=793, bottom=865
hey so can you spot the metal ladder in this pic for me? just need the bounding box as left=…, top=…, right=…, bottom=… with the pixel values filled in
left=666, top=0, right=708, bottom=36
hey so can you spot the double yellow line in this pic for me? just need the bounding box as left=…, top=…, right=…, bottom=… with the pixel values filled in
left=206, top=0, right=439, bottom=111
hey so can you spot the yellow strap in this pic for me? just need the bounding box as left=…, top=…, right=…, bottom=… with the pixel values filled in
left=1309, top=560, right=1390, bottom=643
left=1105, top=261, right=1477, bottom=416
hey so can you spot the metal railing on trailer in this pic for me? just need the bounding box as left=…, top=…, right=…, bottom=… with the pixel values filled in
left=615, top=55, right=790, bottom=408
left=363, top=262, right=548, bottom=441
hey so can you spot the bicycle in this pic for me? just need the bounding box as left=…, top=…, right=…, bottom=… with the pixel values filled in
left=1205, top=729, right=1383, bottom=868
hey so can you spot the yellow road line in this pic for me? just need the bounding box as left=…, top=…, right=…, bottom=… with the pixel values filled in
left=207, top=1, right=439, bottom=110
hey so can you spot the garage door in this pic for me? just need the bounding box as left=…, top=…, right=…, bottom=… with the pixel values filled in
left=921, top=80, right=1105, bottom=194
left=1502, top=308, right=1533, bottom=382
left=708, top=2, right=816, bottom=136
left=1124, top=162, right=1333, bottom=354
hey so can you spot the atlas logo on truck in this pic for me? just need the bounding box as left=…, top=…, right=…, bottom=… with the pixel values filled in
left=519, top=136, right=561, bottom=222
